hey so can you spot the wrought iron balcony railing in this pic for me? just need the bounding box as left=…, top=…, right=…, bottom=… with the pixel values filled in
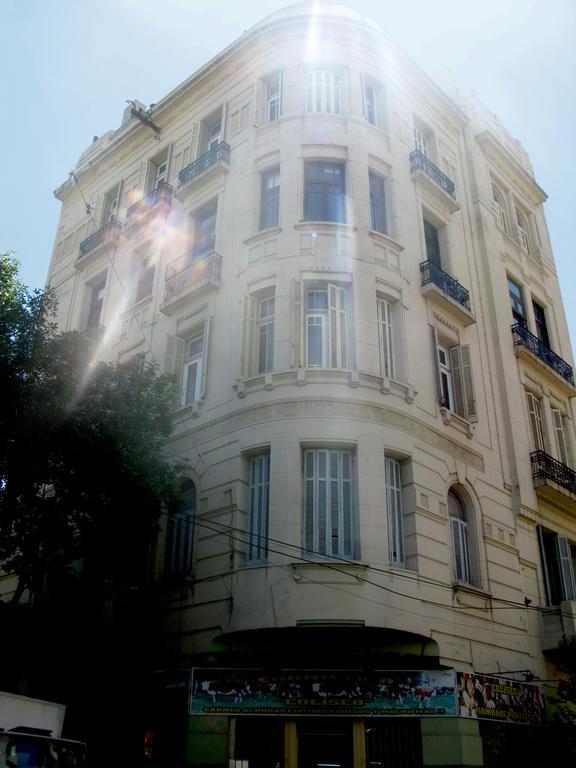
left=531, top=450, right=576, bottom=496
left=164, top=250, right=222, bottom=304
left=78, top=218, right=122, bottom=259
left=512, top=323, right=574, bottom=386
left=410, top=150, right=456, bottom=199
left=124, top=182, right=173, bottom=228
left=420, top=260, right=471, bottom=310
left=179, top=142, right=230, bottom=188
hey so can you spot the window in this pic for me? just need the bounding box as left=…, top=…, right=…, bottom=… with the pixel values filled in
left=449, top=490, right=471, bottom=584
left=532, top=301, right=550, bottom=348
left=192, top=204, right=217, bottom=257
left=516, top=208, right=531, bottom=254
left=260, top=167, right=280, bottom=230
left=101, top=183, right=121, bottom=225
left=165, top=319, right=211, bottom=407
left=165, top=478, right=196, bottom=578
left=363, top=78, right=377, bottom=125
left=305, top=71, right=341, bottom=114
left=507, top=277, right=527, bottom=326
left=266, top=72, right=282, bottom=122
left=149, top=155, right=168, bottom=191
left=257, top=296, right=275, bottom=374
left=377, top=297, right=395, bottom=379
left=303, top=448, right=355, bottom=559
left=423, top=219, right=442, bottom=267
left=385, top=457, right=404, bottom=565
left=305, top=283, right=350, bottom=369
left=551, top=408, right=569, bottom=465
left=492, top=185, right=508, bottom=233
left=86, top=275, right=106, bottom=330
left=413, top=125, right=430, bottom=157
left=525, top=392, right=545, bottom=452
left=369, top=171, right=387, bottom=234
left=538, top=527, right=576, bottom=605
left=304, top=161, right=346, bottom=223
left=432, top=330, right=476, bottom=421
left=206, top=117, right=222, bottom=152
left=247, top=452, right=270, bottom=563
left=135, top=252, right=155, bottom=303
left=182, top=329, right=205, bottom=406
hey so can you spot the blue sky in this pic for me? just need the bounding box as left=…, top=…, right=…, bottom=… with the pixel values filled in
left=3, top=0, right=575, bottom=354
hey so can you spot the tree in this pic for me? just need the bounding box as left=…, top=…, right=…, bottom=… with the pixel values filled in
left=0, top=252, right=182, bottom=603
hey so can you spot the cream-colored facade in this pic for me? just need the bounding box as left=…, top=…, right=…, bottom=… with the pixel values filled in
left=46, top=4, right=576, bottom=766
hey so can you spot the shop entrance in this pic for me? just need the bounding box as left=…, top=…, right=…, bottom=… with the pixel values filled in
left=233, top=717, right=422, bottom=768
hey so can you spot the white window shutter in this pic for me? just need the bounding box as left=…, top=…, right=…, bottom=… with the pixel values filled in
left=361, top=72, right=367, bottom=119
left=328, top=284, right=348, bottom=368
left=240, top=295, right=257, bottom=377
left=292, top=279, right=303, bottom=367
left=449, top=346, right=465, bottom=419
left=557, top=534, right=576, bottom=601
left=431, top=327, right=443, bottom=405
left=552, top=409, right=568, bottom=465
left=460, top=345, right=477, bottom=422
left=526, top=393, right=545, bottom=451
left=200, top=316, right=211, bottom=399
left=537, top=525, right=553, bottom=606
left=385, top=458, right=404, bottom=565
left=278, top=70, right=283, bottom=117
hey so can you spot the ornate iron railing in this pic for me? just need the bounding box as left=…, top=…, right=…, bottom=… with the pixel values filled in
left=531, top=450, right=576, bottom=495
left=164, top=250, right=222, bottom=304
left=124, top=182, right=173, bottom=227
left=512, top=323, right=574, bottom=385
left=78, top=219, right=122, bottom=258
left=420, top=260, right=470, bottom=310
left=410, top=150, right=456, bottom=198
left=179, top=142, right=230, bottom=188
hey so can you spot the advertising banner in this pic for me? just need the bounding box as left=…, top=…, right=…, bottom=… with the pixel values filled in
left=190, top=668, right=456, bottom=717
left=456, top=672, right=545, bottom=725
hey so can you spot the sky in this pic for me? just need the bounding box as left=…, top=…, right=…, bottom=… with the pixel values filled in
left=3, top=0, right=576, bottom=353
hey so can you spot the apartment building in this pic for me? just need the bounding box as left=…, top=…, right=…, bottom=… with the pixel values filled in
left=45, top=4, right=576, bottom=766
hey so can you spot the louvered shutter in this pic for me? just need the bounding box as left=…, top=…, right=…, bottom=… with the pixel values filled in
left=450, top=346, right=465, bottom=418
left=460, top=345, right=477, bottom=421
left=526, top=393, right=545, bottom=451
left=199, top=316, right=211, bottom=399
left=557, top=535, right=576, bottom=601
left=431, top=327, right=444, bottom=405
left=292, top=279, right=303, bottom=367
left=165, top=335, right=185, bottom=405
left=552, top=409, right=568, bottom=465
left=385, top=458, right=404, bottom=565
left=328, top=284, right=348, bottom=368
left=240, top=295, right=257, bottom=377
left=304, top=450, right=316, bottom=555
left=340, top=451, right=353, bottom=558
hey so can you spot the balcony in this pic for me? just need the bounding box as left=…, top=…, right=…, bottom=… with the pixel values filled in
left=420, top=260, right=475, bottom=326
left=161, top=247, right=222, bottom=315
left=175, top=143, right=230, bottom=201
left=512, top=323, right=575, bottom=393
left=124, top=182, right=173, bottom=233
left=77, top=219, right=122, bottom=269
left=531, top=450, right=576, bottom=509
left=410, top=150, right=459, bottom=213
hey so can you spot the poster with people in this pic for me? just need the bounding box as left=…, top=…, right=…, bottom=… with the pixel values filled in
left=456, top=672, right=545, bottom=725
left=190, top=669, right=457, bottom=716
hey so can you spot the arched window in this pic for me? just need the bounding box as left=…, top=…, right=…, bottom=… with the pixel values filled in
left=165, top=478, right=196, bottom=578
left=492, top=185, right=508, bottom=233
left=516, top=208, right=531, bottom=254
left=448, top=488, right=478, bottom=585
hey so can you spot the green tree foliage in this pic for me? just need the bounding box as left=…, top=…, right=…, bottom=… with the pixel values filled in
left=0, top=253, right=181, bottom=603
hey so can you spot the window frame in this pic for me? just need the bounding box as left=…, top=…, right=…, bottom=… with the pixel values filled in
left=538, top=526, right=576, bottom=605
left=182, top=330, right=205, bottom=407
left=515, top=207, right=531, bottom=254
left=86, top=274, right=107, bottom=330
left=257, top=295, right=275, bottom=374
left=266, top=72, right=282, bottom=123
left=432, top=330, right=476, bottom=421
left=260, top=166, right=280, bottom=230
left=448, top=490, right=472, bottom=585
left=507, top=276, right=527, bottom=327
left=304, top=283, right=350, bottom=369
left=385, top=457, right=404, bottom=565
left=551, top=408, right=569, bottom=466
left=134, top=252, right=155, bottom=303
left=303, top=447, right=356, bottom=560
left=164, top=478, right=196, bottom=579
left=377, top=296, right=395, bottom=379
left=492, top=184, right=508, bottom=233
left=304, top=160, right=347, bottom=223
left=305, top=70, right=342, bottom=115
left=247, top=452, right=271, bottom=564
left=369, top=170, right=387, bottom=235
left=525, top=391, right=545, bottom=452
